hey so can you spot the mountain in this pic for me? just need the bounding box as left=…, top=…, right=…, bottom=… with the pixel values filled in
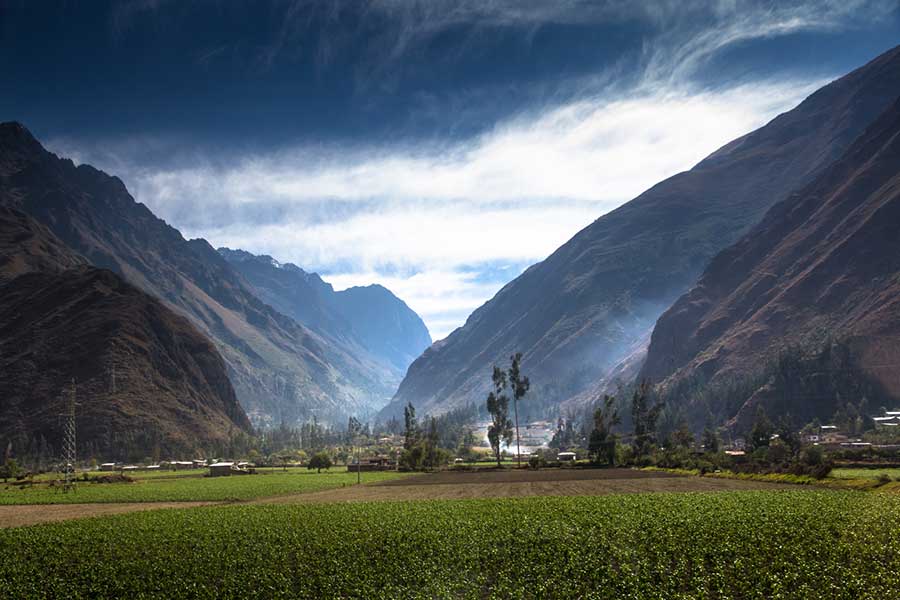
left=641, top=97, right=900, bottom=430
left=219, top=249, right=431, bottom=381
left=383, top=45, right=900, bottom=419
left=0, top=206, right=250, bottom=460
left=0, top=122, right=395, bottom=425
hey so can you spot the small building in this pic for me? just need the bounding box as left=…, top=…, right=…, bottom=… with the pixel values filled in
left=209, top=462, right=235, bottom=477
left=172, top=461, right=194, bottom=470
left=557, top=451, right=577, bottom=462
left=99, top=462, right=116, bottom=472
left=121, top=465, right=139, bottom=472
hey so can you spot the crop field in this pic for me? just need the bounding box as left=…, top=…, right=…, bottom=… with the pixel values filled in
left=0, top=470, right=408, bottom=505
left=830, top=467, right=900, bottom=481
left=1, top=490, right=897, bottom=599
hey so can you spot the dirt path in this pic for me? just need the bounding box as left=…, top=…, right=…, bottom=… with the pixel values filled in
left=0, top=501, right=215, bottom=529
left=258, top=470, right=797, bottom=505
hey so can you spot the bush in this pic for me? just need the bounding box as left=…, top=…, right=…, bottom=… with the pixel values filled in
left=307, top=452, right=333, bottom=473
left=528, top=454, right=545, bottom=470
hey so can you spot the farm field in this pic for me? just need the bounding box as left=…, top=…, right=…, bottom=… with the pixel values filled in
left=0, top=470, right=409, bottom=505
left=29, top=465, right=349, bottom=481
left=2, top=490, right=898, bottom=599
left=830, top=467, right=900, bottom=481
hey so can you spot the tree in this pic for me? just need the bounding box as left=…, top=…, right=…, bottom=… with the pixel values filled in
left=507, top=353, right=530, bottom=467
left=347, top=416, right=364, bottom=443
left=588, top=395, right=620, bottom=466
left=0, top=458, right=20, bottom=483
left=749, top=405, right=774, bottom=451
left=701, top=426, right=720, bottom=453
left=423, top=417, right=442, bottom=469
left=403, top=402, right=419, bottom=451
left=486, top=366, right=513, bottom=467
left=631, top=382, right=662, bottom=459
left=307, top=451, right=332, bottom=473
left=670, top=422, right=694, bottom=450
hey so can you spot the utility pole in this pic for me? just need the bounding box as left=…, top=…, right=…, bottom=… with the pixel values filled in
left=61, top=378, right=77, bottom=493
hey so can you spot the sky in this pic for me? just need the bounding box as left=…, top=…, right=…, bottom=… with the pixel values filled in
left=3, top=1, right=900, bottom=340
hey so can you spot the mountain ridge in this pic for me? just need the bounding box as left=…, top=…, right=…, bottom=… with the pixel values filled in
left=383, top=44, right=900, bottom=419
left=0, top=206, right=251, bottom=459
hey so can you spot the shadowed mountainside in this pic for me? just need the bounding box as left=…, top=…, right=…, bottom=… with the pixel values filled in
left=0, top=123, right=400, bottom=425
left=0, top=207, right=251, bottom=459
left=384, top=45, right=900, bottom=419
left=641, top=97, right=900, bottom=430
left=219, top=248, right=431, bottom=383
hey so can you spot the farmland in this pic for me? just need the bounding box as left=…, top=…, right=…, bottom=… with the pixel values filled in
left=0, top=469, right=408, bottom=505
left=830, top=467, right=900, bottom=481
left=2, top=490, right=898, bottom=599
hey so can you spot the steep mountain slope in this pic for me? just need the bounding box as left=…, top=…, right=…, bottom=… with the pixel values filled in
left=0, top=207, right=250, bottom=459
left=0, top=122, right=393, bottom=425
left=220, top=248, right=431, bottom=378
left=332, top=284, right=433, bottom=373
left=641, top=97, right=900, bottom=429
left=384, top=45, right=900, bottom=419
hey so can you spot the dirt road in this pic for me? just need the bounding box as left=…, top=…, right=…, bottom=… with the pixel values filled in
left=0, top=501, right=214, bottom=529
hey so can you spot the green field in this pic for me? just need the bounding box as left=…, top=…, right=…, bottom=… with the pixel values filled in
left=0, top=470, right=408, bottom=504
left=2, top=490, right=898, bottom=599
left=830, top=467, right=900, bottom=481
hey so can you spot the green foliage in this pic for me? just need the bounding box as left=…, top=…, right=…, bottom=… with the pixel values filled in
left=701, top=425, right=720, bottom=453
left=748, top=405, right=774, bottom=450
left=2, top=492, right=900, bottom=598
left=0, top=458, right=20, bottom=482
left=403, top=402, right=419, bottom=451
left=0, top=470, right=407, bottom=505
left=486, top=366, right=513, bottom=467
left=400, top=418, right=449, bottom=471
left=631, top=382, right=662, bottom=459
left=587, top=395, right=620, bottom=466
left=307, top=452, right=332, bottom=473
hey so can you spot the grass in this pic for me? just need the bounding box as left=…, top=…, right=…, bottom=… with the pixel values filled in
left=830, top=467, right=900, bottom=481
left=0, top=470, right=408, bottom=504
left=1, top=490, right=899, bottom=598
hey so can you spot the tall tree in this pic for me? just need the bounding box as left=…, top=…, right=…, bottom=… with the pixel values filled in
left=701, top=424, right=720, bottom=453
left=403, top=402, right=419, bottom=451
left=631, top=382, right=662, bottom=459
left=507, top=353, right=530, bottom=467
left=588, top=395, right=620, bottom=466
left=486, top=366, right=513, bottom=467
left=749, top=405, right=774, bottom=451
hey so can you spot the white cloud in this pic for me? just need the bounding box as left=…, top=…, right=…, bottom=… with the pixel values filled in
left=133, top=79, right=821, bottom=340
left=48, top=0, right=883, bottom=340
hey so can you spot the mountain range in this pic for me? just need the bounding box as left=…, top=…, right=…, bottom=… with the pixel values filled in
left=219, top=247, right=431, bottom=404
left=0, top=122, right=429, bottom=427
left=641, top=97, right=900, bottom=430
left=0, top=206, right=250, bottom=459
left=383, top=44, right=900, bottom=420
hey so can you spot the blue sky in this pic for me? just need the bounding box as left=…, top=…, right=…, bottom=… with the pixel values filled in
left=3, top=1, right=900, bottom=339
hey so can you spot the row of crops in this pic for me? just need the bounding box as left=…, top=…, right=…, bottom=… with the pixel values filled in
left=0, top=470, right=408, bottom=504
left=2, top=490, right=898, bottom=598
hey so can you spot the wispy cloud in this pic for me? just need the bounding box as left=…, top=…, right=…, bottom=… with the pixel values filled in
left=79, top=79, right=817, bottom=339
left=48, top=0, right=889, bottom=340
